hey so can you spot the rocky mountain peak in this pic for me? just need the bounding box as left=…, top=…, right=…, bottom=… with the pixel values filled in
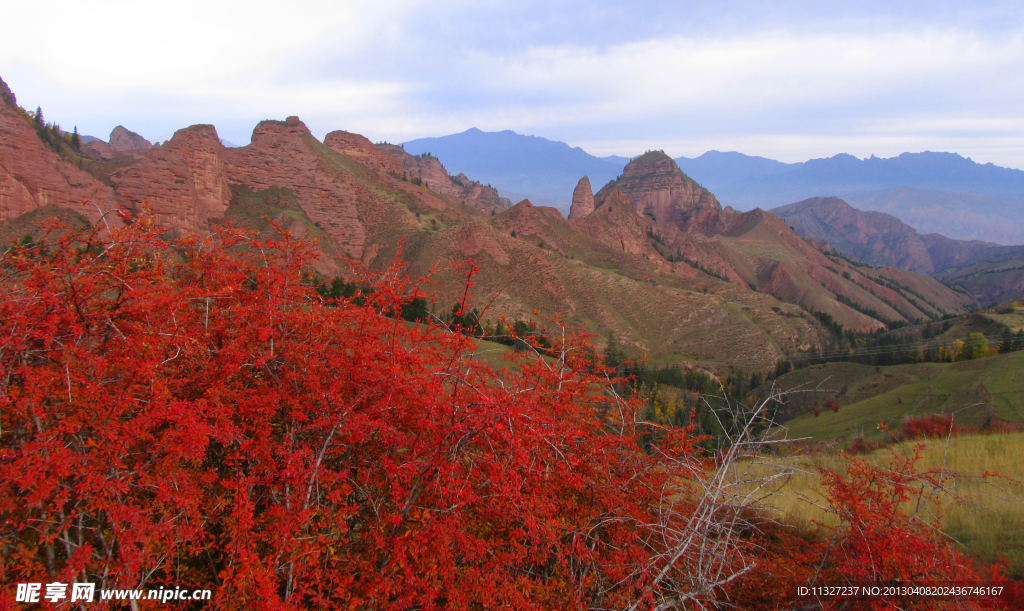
left=166, top=124, right=221, bottom=146
left=598, top=150, right=721, bottom=235
left=568, top=176, right=594, bottom=219
left=109, top=126, right=152, bottom=153
left=621, top=150, right=680, bottom=179
left=251, top=118, right=311, bottom=145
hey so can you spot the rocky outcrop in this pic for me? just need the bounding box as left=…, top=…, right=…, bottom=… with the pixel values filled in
left=223, top=117, right=365, bottom=258
left=0, top=76, right=116, bottom=224
left=324, top=131, right=404, bottom=175
left=109, top=126, right=152, bottom=155
left=493, top=199, right=573, bottom=255
left=598, top=151, right=729, bottom=235
left=376, top=143, right=509, bottom=213
left=163, top=125, right=231, bottom=219
left=111, top=124, right=230, bottom=232
left=574, top=189, right=659, bottom=258
left=568, top=176, right=594, bottom=219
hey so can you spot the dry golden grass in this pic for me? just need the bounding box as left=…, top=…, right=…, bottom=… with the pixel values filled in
left=733, top=432, right=1024, bottom=576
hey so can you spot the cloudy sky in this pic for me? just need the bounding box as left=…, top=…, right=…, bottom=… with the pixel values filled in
left=3, top=0, right=1023, bottom=167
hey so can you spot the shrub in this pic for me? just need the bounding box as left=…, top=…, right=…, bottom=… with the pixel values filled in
left=849, top=435, right=879, bottom=454
left=0, top=213, right=997, bottom=609
left=898, top=414, right=974, bottom=439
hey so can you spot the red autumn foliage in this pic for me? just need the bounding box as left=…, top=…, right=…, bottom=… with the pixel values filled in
left=805, top=446, right=996, bottom=610
left=0, top=220, right=710, bottom=609
left=899, top=414, right=973, bottom=440
left=0, top=217, right=1005, bottom=609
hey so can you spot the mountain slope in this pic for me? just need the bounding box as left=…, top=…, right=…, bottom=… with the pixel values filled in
left=936, top=246, right=1024, bottom=306
left=0, top=76, right=980, bottom=369
left=771, top=196, right=1024, bottom=305
left=770, top=197, right=1000, bottom=274
left=574, top=152, right=976, bottom=332
left=0, top=78, right=117, bottom=226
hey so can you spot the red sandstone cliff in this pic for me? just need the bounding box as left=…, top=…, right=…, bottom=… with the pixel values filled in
left=599, top=151, right=730, bottom=235
left=0, top=76, right=116, bottom=225
left=111, top=124, right=230, bottom=232
left=223, top=117, right=367, bottom=258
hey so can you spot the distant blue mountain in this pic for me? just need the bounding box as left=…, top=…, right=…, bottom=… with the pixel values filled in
left=401, top=128, right=625, bottom=210
left=401, top=130, right=1024, bottom=238
left=601, top=155, right=632, bottom=166
left=673, top=151, right=801, bottom=195
left=713, top=151, right=1024, bottom=209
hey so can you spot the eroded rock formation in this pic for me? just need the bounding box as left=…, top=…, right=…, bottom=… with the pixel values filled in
left=109, top=126, right=152, bottom=155
left=568, top=176, right=594, bottom=219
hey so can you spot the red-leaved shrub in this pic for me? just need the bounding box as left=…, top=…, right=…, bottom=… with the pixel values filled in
left=899, top=414, right=973, bottom=439
left=0, top=216, right=1001, bottom=610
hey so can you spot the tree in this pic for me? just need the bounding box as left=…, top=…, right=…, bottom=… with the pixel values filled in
left=966, top=332, right=989, bottom=360
left=71, top=125, right=81, bottom=148
left=34, top=105, right=43, bottom=124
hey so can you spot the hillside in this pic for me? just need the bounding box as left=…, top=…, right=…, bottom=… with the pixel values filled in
left=758, top=304, right=1024, bottom=444
left=771, top=196, right=1000, bottom=273
left=773, top=350, right=1024, bottom=444
left=937, top=248, right=1024, bottom=306
left=573, top=152, right=975, bottom=333
left=771, top=196, right=1024, bottom=305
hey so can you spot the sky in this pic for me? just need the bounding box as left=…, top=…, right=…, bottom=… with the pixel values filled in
left=2, top=0, right=1023, bottom=167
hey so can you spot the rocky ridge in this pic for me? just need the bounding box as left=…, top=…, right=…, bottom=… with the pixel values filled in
left=570, top=153, right=976, bottom=331
left=0, top=76, right=980, bottom=366
left=109, top=126, right=152, bottom=155
left=771, top=197, right=999, bottom=274
left=377, top=144, right=510, bottom=213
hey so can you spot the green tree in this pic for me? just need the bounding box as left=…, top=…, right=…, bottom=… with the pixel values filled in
left=966, top=332, right=988, bottom=360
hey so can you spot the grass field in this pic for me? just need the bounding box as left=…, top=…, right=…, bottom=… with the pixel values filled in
left=771, top=350, right=1024, bottom=444
left=737, top=433, right=1024, bottom=577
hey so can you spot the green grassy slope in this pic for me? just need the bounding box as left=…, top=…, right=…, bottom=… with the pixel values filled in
left=770, top=350, right=1024, bottom=443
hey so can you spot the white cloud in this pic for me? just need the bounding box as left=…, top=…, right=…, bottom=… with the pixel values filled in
left=2, top=1, right=1022, bottom=168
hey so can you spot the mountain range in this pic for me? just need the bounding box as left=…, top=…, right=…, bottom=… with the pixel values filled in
left=402, top=129, right=1024, bottom=245
left=2, top=75, right=984, bottom=370
left=770, top=197, right=1024, bottom=306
